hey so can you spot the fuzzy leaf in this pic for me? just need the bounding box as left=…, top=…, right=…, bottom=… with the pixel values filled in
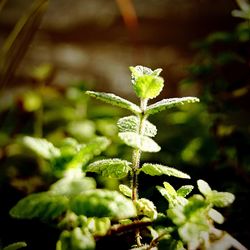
left=130, top=65, right=162, bottom=79
left=177, top=185, right=194, bottom=197
left=119, top=184, right=132, bottom=198
left=3, top=242, right=27, bottom=250
left=10, top=192, right=68, bottom=221
left=67, top=136, right=110, bottom=170
left=85, top=217, right=111, bottom=236
left=134, top=198, right=157, bottom=220
left=145, top=97, right=200, bottom=116
left=140, top=163, right=190, bottom=179
left=208, top=208, right=224, bottom=224
left=207, top=191, right=235, bottom=207
left=118, top=132, right=160, bottom=152
left=85, top=158, right=132, bottom=179
left=85, top=91, right=141, bottom=114
left=157, top=183, right=177, bottom=205
left=50, top=175, right=96, bottom=198
left=70, top=189, right=136, bottom=220
left=132, top=74, right=164, bottom=99
left=197, top=179, right=212, bottom=196
left=117, top=116, right=157, bottom=137
left=57, top=228, right=95, bottom=250
left=21, top=136, right=60, bottom=160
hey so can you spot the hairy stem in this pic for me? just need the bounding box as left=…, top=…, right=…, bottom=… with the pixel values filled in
left=131, top=98, right=148, bottom=247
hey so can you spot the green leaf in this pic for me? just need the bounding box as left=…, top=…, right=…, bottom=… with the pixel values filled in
left=140, top=163, right=190, bottom=179
left=67, top=137, right=110, bottom=170
left=132, top=74, right=164, bottom=99
left=50, top=174, right=96, bottom=198
left=10, top=192, right=68, bottom=221
left=21, top=136, right=60, bottom=160
left=207, top=191, right=235, bottom=207
left=145, top=97, right=200, bottom=116
left=85, top=91, right=141, bottom=114
left=129, top=65, right=162, bottom=79
left=119, top=184, right=132, bottom=198
left=118, top=132, right=160, bottom=152
left=70, top=189, right=136, bottom=220
left=85, top=158, right=132, bottom=179
left=134, top=198, right=157, bottom=220
left=117, top=116, right=157, bottom=137
left=157, top=183, right=177, bottom=204
left=57, top=228, right=95, bottom=250
left=208, top=208, right=224, bottom=224
left=177, top=185, right=194, bottom=197
left=197, top=179, right=212, bottom=196
left=85, top=217, right=111, bottom=236
left=3, top=242, right=27, bottom=250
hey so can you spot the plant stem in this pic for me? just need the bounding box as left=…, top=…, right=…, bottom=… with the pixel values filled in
left=131, top=98, right=148, bottom=247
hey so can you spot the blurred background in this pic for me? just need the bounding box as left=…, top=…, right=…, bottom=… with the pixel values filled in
left=0, top=0, right=249, bottom=249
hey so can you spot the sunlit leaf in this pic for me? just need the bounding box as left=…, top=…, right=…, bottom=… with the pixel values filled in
left=145, top=97, right=200, bottom=116
left=85, top=217, right=111, bottom=236
left=197, top=179, right=212, bottom=196
left=85, top=158, right=132, bottom=179
left=21, top=136, right=60, bottom=160
left=132, top=74, right=164, bottom=99
left=85, top=91, right=141, bottom=114
left=134, top=198, right=157, bottom=219
left=119, top=184, right=132, bottom=198
left=208, top=208, right=224, bottom=224
left=129, top=65, right=162, bottom=80
left=118, top=132, right=160, bottom=152
left=3, top=242, right=27, bottom=250
left=70, top=189, right=136, bottom=220
left=207, top=191, right=235, bottom=207
left=140, top=163, right=190, bottom=179
left=177, top=185, right=194, bottom=197
left=10, top=192, right=68, bottom=221
left=57, top=228, right=95, bottom=250
left=117, top=116, right=157, bottom=137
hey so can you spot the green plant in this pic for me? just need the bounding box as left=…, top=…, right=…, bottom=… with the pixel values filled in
left=9, top=66, right=246, bottom=250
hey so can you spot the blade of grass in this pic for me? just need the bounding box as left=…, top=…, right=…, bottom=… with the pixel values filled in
left=0, top=0, right=49, bottom=90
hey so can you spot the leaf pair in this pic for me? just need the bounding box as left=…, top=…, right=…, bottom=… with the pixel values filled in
left=86, top=91, right=199, bottom=117
left=85, top=160, right=190, bottom=180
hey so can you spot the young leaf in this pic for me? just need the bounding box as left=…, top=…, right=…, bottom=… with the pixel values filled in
left=3, top=242, right=27, bottom=250
left=134, top=198, right=157, bottom=220
left=207, top=191, right=235, bottom=207
left=145, top=97, right=200, bottom=116
left=85, top=158, right=132, bottom=179
left=85, top=217, right=111, bottom=236
left=129, top=65, right=162, bottom=79
left=70, top=189, right=136, bottom=220
left=140, top=163, right=190, bottom=179
left=132, top=74, right=164, bottom=99
left=57, top=228, right=95, bottom=250
left=10, top=192, right=68, bottom=221
left=21, top=136, right=60, bottom=160
left=118, top=132, right=160, bottom=152
left=208, top=208, right=224, bottom=224
left=117, top=116, right=157, bottom=137
left=119, top=184, right=132, bottom=198
left=197, top=179, right=212, bottom=196
left=177, top=185, right=194, bottom=197
left=85, top=91, right=141, bottom=114
left=156, top=183, right=177, bottom=204
left=67, top=136, right=110, bottom=170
